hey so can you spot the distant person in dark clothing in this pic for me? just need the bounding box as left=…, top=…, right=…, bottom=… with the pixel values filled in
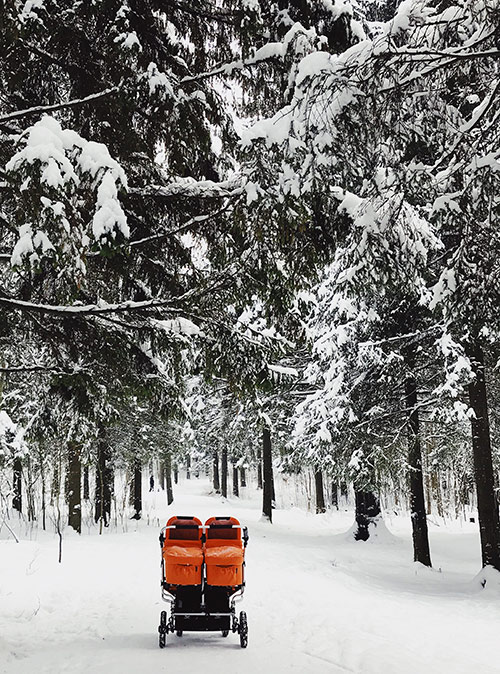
left=149, top=475, right=154, bottom=492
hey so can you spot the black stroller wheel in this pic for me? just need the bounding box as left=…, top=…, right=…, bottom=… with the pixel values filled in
left=159, top=611, right=167, bottom=648
left=238, top=611, right=248, bottom=648
left=221, top=630, right=229, bottom=637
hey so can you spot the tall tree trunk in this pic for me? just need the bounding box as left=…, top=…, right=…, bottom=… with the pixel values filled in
left=233, top=463, right=239, bottom=497
left=262, top=426, right=274, bottom=522
left=95, top=438, right=113, bottom=528
left=331, top=482, right=339, bottom=510
left=174, top=465, right=178, bottom=484
left=213, top=449, right=220, bottom=493
left=159, top=461, right=165, bottom=491
left=340, top=481, right=348, bottom=501
left=315, top=470, right=326, bottom=514
left=467, top=338, right=500, bottom=571
left=405, top=346, right=432, bottom=567
left=186, top=454, right=191, bottom=480
left=165, top=452, right=174, bottom=505
left=257, top=447, right=263, bottom=490
left=83, top=465, right=90, bottom=500
left=67, top=442, right=82, bottom=534
left=131, top=459, right=142, bottom=520
left=51, top=462, right=60, bottom=506
left=221, top=446, right=228, bottom=498
left=240, top=466, right=247, bottom=488
left=354, top=489, right=380, bottom=541
left=12, top=456, right=22, bottom=513
left=41, top=457, right=46, bottom=531
left=26, top=458, right=36, bottom=522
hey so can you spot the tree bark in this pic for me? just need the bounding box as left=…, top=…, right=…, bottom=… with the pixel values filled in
left=131, top=459, right=142, bottom=520
left=331, top=482, right=339, bottom=510
left=221, top=446, right=228, bottom=498
left=83, top=465, right=90, bottom=500
left=354, top=489, right=380, bottom=541
left=405, top=347, right=432, bottom=567
left=240, top=466, right=247, bottom=488
left=159, top=461, right=165, bottom=490
left=213, top=449, right=220, bottom=493
left=467, top=338, right=500, bottom=571
left=174, top=465, right=178, bottom=484
left=165, top=452, right=174, bottom=505
left=315, top=470, right=326, bottom=514
left=12, top=456, right=22, bottom=513
left=340, top=481, right=348, bottom=501
left=257, top=447, right=263, bottom=490
left=262, top=426, right=274, bottom=522
left=95, top=437, right=113, bottom=528
left=233, top=463, right=239, bottom=497
left=67, top=442, right=81, bottom=534
left=186, top=454, right=191, bottom=479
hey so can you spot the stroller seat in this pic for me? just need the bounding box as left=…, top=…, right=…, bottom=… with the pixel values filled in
left=162, top=516, right=203, bottom=586
left=204, top=517, right=245, bottom=587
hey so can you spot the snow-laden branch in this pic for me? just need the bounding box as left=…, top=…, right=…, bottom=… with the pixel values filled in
left=0, top=365, right=82, bottom=375
left=0, top=86, right=120, bottom=124
left=182, top=22, right=317, bottom=84
left=129, top=205, right=230, bottom=247
left=0, top=295, right=183, bottom=316
left=130, top=177, right=244, bottom=200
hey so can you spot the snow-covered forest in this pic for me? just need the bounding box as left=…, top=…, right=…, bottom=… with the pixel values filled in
left=1, top=0, right=499, bottom=671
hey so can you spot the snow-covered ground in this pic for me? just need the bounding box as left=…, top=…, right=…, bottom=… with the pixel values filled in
left=1, top=478, right=499, bottom=674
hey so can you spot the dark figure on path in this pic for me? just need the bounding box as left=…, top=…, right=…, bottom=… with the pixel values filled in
left=149, top=475, right=154, bottom=492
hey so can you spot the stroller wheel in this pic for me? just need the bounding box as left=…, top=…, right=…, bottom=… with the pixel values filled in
left=221, top=630, right=229, bottom=637
left=159, top=611, right=167, bottom=648
left=176, top=630, right=183, bottom=637
left=238, top=611, right=248, bottom=649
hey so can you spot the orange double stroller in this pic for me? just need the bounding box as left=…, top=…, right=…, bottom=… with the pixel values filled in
left=158, top=515, right=249, bottom=648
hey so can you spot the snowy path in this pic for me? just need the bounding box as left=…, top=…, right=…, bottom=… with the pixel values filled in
left=1, top=479, right=499, bottom=674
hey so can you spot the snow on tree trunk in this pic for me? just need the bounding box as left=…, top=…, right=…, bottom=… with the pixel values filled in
left=131, top=459, right=142, bottom=520
left=67, top=442, right=81, bottom=534
left=186, top=454, right=191, bottom=480
left=315, top=470, right=326, bottom=514
left=467, top=338, right=500, bottom=572
left=12, top=457, right=22, bottom=513
left=221, top=447, right=228, bottom=498
left=354, top=490, right=381, bottom=541
left=405, top=347, right=432, bottom=568
left=241, top=466, right=247, bottom=488
left=262, top=426, right=274, bottom=522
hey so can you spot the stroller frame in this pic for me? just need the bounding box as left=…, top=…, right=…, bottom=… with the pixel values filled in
left=158, top=516, right=249, bottom=648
